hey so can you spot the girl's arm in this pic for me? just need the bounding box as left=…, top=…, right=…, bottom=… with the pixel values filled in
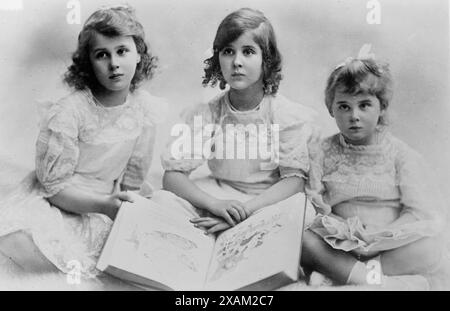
left=48, top=187, right=134, bottom=220
left=163, top=171, right=248, bottom=226
left=192, top=176, right=305, bottom=234
left=384, top=212, right=418, bottom=228
left=163, top=171, right=218, bottom=210
left=244, top=176, right=305, bottom=214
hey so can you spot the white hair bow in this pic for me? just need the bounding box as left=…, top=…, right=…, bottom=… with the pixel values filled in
left=335, top=44, right=376, bottom=69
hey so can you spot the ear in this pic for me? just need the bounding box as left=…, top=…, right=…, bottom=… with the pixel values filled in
left=136, top=54, right=141, bottom=64
left=379, top=105, right=387, bottom=118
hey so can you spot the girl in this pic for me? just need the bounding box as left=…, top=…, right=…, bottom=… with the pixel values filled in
left=0, top=5, right=165, bottom=278
left=301, top=57, right=449, bottom=290
left=160, top=8, right=319, bottom=234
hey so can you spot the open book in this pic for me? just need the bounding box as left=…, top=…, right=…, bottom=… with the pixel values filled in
left=97, top=193, right=307, bottom=291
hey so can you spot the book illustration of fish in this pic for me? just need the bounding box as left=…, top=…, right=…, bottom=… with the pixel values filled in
left=125, top=227, right=199, bottom=273
left=209, top=213, right=283, bottom=281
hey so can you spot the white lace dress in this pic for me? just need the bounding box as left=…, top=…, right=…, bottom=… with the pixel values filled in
left=0, top=88, right=166, bottom=277
left=159, top=91, right=320, bottom=220
left=306, top=130, right=446, bottom=257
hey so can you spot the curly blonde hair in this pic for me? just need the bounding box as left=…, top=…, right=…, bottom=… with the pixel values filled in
left=64, top=5, right=157, bottom=92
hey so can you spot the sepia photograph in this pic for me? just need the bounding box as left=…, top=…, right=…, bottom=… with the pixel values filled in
left=0, top=0, right=449, bottom=294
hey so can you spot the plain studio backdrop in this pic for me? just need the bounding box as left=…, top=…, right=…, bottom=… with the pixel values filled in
left=0, top=0, right=449, bottom=205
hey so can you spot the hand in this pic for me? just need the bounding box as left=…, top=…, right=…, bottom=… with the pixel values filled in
left=310, top=199, right=332, bottom=216
left=190, top=216, right=231, bottom=235
left=206, top=200, right=249, bottom=226
left=103, top=191, right=135, bottom=220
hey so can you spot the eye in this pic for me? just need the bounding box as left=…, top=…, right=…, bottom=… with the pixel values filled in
left=337, top=104, right=350, bottom=111
left=117, top=48, right=129, bottom=56
left=220, top=47, right=234, bottom=56
left=360, top=102, right=372, bottom=109
left=243, top=47, right=256, bottom=56
left=95, top=51, right=108, bottom=59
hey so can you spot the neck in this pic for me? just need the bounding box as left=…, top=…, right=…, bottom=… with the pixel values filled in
left=229, top=82, right=265, bottom=111
left=91, top=86, right=129, bottom=107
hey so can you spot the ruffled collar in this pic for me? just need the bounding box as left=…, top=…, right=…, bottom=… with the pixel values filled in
left=82, top=88, right=132, bottom=111
left=338, top=126, right=389, bottom=151
left=224, top=91, right=266, bottom=114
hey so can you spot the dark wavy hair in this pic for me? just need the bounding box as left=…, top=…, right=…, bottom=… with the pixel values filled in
left=64, top=5, right=157, bottom=92
left=202, top=8, right=282, bottom=95
left=325, top=58, right=393, bottom=125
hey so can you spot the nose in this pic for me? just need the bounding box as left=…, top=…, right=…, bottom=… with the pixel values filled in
left=350, top=108, right=360, bottom=122
left=109, top=55, right=120, bottom=70
left=233, top=52, right=243, bottom=68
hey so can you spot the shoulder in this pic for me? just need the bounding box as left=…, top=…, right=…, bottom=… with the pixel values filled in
left=132, top=89, right=169, bottom=125
left=181, top=91, right=227, bottom=123
left=312, top=134, right=339, bottom=156
left=386, top=133, right=424, bottom=166
left=53, top=90, right=88, bottom=111
left=271, top=94, right=318, bottom=127
left=37, top=90, right=89, bottom=136
left=45, top=90, right=89, bottom=121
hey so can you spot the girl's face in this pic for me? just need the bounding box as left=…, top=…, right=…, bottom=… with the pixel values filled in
left=89, top=33, right=141, bottom=93
left=331, top=90, right=385, bottom=145
left=219, top=31, right=263, bottom=91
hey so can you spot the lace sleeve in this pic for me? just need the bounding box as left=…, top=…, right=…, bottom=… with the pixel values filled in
left=35, top=103, right=79, bottom=197
left=397, top=146, right=446, bottom=233
left=273, top=95, right=321, bottom=179
left=305, top=140, right=332, bottom=215
left=121, top=92, right=167, bottom=191
left=161, top=102, right=214, bottom=174
left=121, top=124, right=156, bottom=191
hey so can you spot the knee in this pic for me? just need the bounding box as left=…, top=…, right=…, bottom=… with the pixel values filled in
left=411, top=237, right=444, bottom=269
left=302, top=230, right=321, bottom=251
left=0, top=231, right=56, bottom=273
left=382, top=236, right=444, bottom=275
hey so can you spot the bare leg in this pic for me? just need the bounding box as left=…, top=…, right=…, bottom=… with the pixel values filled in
left=301, top=230, right=358, bottom=284
left=0, top=231, right=57, bottom=273
left=380, top=236, right=443, bottom=276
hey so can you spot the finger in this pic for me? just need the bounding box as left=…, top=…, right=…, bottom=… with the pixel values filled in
left=190, top=217, right=215, bottom=223
left=117, top=191, right=134, bottom=203
left=193, top=220, right=220, bottom=228
left=227, top=207, right=241, bottom=223
left=206, top=223, right=230, bottom=235
left=220, top=211, right=236, bottom=227
left=231, top=202, right=247, bottom=220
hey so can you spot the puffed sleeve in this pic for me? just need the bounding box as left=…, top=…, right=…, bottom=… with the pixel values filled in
left=35, top=101, right=79, bottom=197
left=305, top=139, right=332, bottom=215
left=161, top=100, right=217, bottom=174
left=272, top=95, right=321, bottom=179
left=396, top=144, right=446, bottom=234
left=121, top=92, right=168, bottom=191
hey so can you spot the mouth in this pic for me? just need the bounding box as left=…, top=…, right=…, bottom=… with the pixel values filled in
left=349, top=126, right=363, bottom=131
left=231, top=72, right=245, bottom=77
left=109, top=74, right=124, bottom=80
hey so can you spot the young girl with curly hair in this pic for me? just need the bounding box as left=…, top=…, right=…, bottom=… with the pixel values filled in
left=0, top=5, right=166, bottom=278
left=160, top=8, right=319, bottom=234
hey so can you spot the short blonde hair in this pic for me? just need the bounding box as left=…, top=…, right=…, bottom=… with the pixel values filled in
left=325, top=58, right=393, bottom=125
